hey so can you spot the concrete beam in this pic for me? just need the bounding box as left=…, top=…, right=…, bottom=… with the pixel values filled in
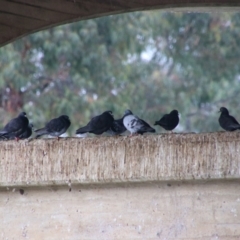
left=1, top=132, right=240, bottom=188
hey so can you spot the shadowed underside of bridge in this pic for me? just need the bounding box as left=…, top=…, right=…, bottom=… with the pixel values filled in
left=1, top=0, right=240, bottom=47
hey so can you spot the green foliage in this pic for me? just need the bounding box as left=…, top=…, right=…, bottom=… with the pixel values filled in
left=0, top=11, right=240, bottom=134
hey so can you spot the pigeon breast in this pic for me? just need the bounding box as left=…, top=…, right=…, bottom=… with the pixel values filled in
left=123, top=115, right=142, bottom=134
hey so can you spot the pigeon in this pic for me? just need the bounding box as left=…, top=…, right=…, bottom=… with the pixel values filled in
left=154, top=110, right=179, bottom=132
left=0, top=112, right=29, bottom=141
left=4, top=123, right=33, bottom=140
left=19, top=123, right=33, bottom=139
left=123, top=109, right=156, bottom=136
left=35, top=115, right=71, bottom=139
left=107, top=112, right=127, bottom=136
left=76, top=110, right=114, bottom=135
left=218, top=107, right=240, bottom=131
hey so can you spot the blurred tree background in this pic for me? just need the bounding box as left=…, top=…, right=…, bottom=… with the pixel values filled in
left=0, top=10, right=240, bottom=134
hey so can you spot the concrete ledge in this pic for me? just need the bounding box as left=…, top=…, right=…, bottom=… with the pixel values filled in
left=0, top=132, right=240, bottom=187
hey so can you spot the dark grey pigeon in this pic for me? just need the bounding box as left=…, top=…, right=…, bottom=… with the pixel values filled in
left=154, top=110, right=179, bottom=132
left=19, top=123, right=33, bottom=139
left=35, top=115, right=71, bottom=139
left=123, top=109, right=156, bottom=136
left=107, top=111, right=129, bottom=136
left=4, top=123, right=33, bottom=140
left=218, top=107, right=240, bottom=131
left=76, top=110, right=114, bottom=135
left=0, top=112, right=29, bottom=141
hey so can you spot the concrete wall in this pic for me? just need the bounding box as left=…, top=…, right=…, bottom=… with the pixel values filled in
left=1, top=181, right=240, bottom=239
left=0, top=132, right=240, bottom=239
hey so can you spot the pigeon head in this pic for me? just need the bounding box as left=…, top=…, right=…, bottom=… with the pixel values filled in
left=219, top=107, right=229, bottom=114
left=171, top=110, right=179, bottom=116
left=102, top=111, right=114, bottom=119
left=105, top=110, right=113, bottom=116
left=61, top=115, right=70, bottom=120
left=124, top=109, right=133, bottom=117
left=19, top=112, right=27, bottom=117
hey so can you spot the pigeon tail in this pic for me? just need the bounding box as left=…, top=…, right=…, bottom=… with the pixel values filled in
left=154, top=120, right=169, bottom=129
left=149, top=128, right=156, bottom=132
left=232, top=124, right=240, bottom=130
left=147, top=127, right=156, bottom=133
left=138, top=126, right=156, bottom=135
left=34, top=128, right=48, bottom=138
left=158, top=123, right=167, bottom=128
left=0, top=130, right=8, bottom=137
left=76, top=126, right=90, bottom=134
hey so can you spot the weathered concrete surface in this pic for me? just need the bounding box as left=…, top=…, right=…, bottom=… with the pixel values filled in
left=1, top=132, right=240, bottom=239
left=1, top=181, right=240, bottom=239
left=0, top=132, right=240, bottom=187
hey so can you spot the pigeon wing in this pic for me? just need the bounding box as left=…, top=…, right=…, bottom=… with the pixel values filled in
left=229, top=115, right=240, bottom=125
left=137, top=118, right=156, bottom=134
left=45, top=118, right=65, bottom=133
left=19, top=126, right=32, bottom=139
left=88, top=115, right=111, bottom=134
left=111, top=119, right=126, bottom=133
left=226, top=116, right=240, bottom=130
left=157, top=114, right=169, bottom=127
left=4, top=117, right=26, bottom=135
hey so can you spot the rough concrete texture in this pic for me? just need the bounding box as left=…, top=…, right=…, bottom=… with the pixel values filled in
left=0, top=132, right=240, bottom=187
left=1, top=132, right=240, bottom=239
left=1, top=181, right=240, bottom=239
